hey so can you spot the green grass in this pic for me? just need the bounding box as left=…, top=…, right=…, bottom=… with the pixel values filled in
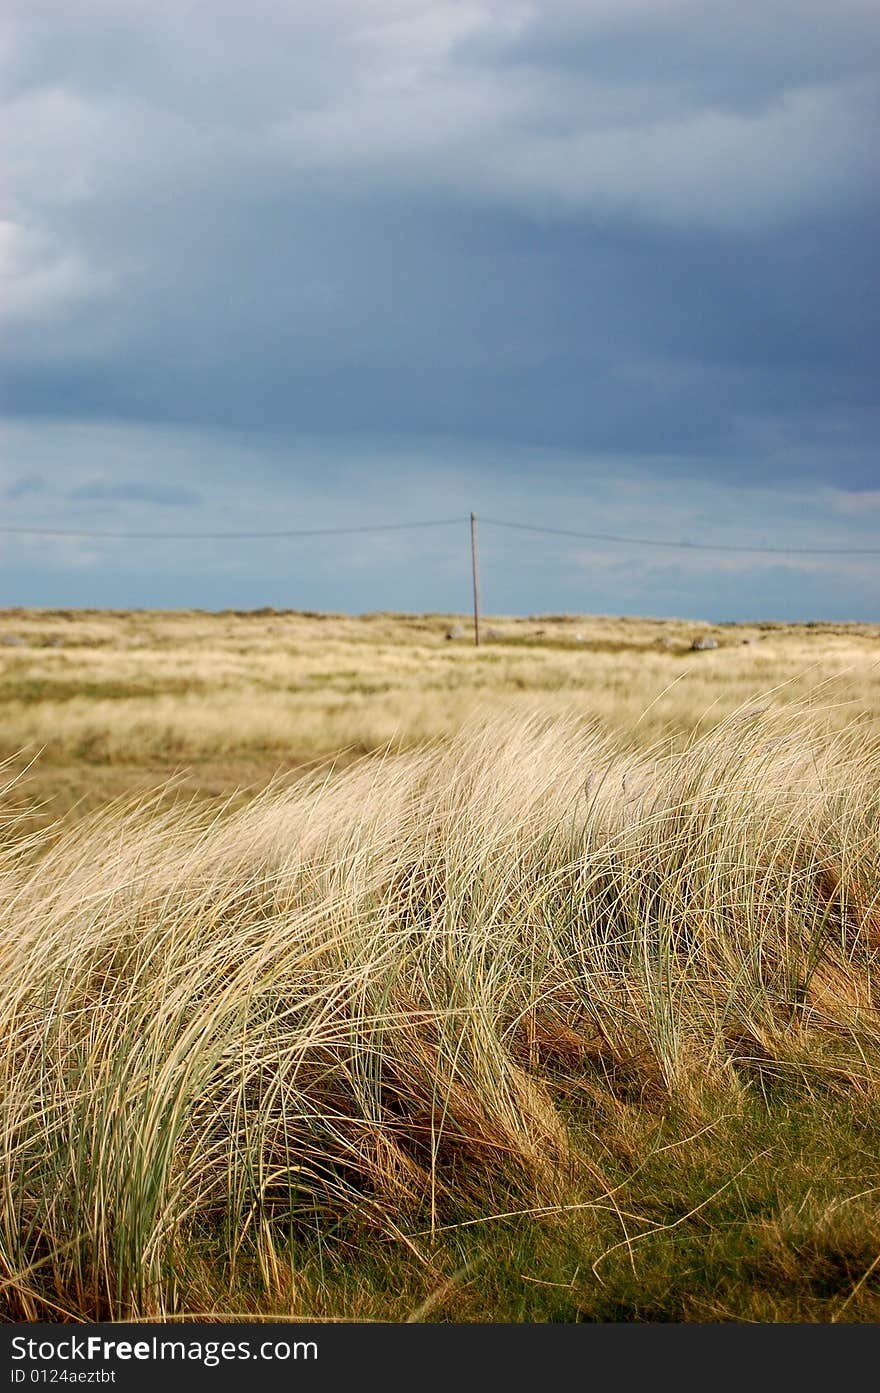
left=151, top=1093, right=880, bottom=1322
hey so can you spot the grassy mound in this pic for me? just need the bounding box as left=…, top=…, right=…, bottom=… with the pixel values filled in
left=2, top=707, right=880, bottom=1321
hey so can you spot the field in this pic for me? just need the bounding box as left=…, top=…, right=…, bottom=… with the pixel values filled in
left=2, top=607, right=880, bottom=1322
left=3, top=607, right=880, bottom=824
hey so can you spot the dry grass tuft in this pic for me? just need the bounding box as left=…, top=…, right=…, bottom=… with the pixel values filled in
left=1, top=701, right=880, bottom=1319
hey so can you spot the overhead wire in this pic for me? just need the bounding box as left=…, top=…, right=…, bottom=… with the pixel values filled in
left=0, top=512, right=875, bottom=556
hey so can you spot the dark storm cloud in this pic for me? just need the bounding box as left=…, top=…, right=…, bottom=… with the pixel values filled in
left=457, top=1, right=880, bottom=113
left=4, top=192, right=876, bottom=488
left=1, top=1, right=879, bottom=612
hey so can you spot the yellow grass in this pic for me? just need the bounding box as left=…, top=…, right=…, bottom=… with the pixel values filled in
left=1, top=608, right=879, bottom=822
left=2, top=609, right=880, bottom=1321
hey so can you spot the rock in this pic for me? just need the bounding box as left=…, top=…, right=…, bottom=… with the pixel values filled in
left=484, top=626, right=505, bottom=640
left=445, top=624, right=464, bottom=640
left=0, top=635, right=26, bottom=647
left=690, top=636, right=719, bottom=651
left=661, top=636, right=678, bottom=648
left=572, top=632, right=585, bottom=642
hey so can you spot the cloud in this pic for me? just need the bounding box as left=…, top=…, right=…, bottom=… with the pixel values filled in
left=822, top=487, right=880, bottom=517
left=0, top=220, right=113, bottom=328
left=0, top=0, right=877, bottom=619
left=3, top=1, right=878, bottom=230
left=68, top=479, right=201, bottom=506
left=3, top=471, right=46, bottom=500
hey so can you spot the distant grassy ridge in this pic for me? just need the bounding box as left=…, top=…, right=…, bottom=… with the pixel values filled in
left=2, top=705, right=880, bottom=1321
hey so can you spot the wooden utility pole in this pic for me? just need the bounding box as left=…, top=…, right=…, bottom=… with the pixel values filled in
left=470, top=511, right=481, bottom=647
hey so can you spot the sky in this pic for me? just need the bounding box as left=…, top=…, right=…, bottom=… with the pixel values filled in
left=1, top=0, right=879, bottom=620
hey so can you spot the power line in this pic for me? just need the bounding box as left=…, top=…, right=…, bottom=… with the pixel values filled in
left=0, top=511, right=877, bottom=556
left=481, top=516, right=880, bottom=557
left=0, top=518, right=467, bottom=541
